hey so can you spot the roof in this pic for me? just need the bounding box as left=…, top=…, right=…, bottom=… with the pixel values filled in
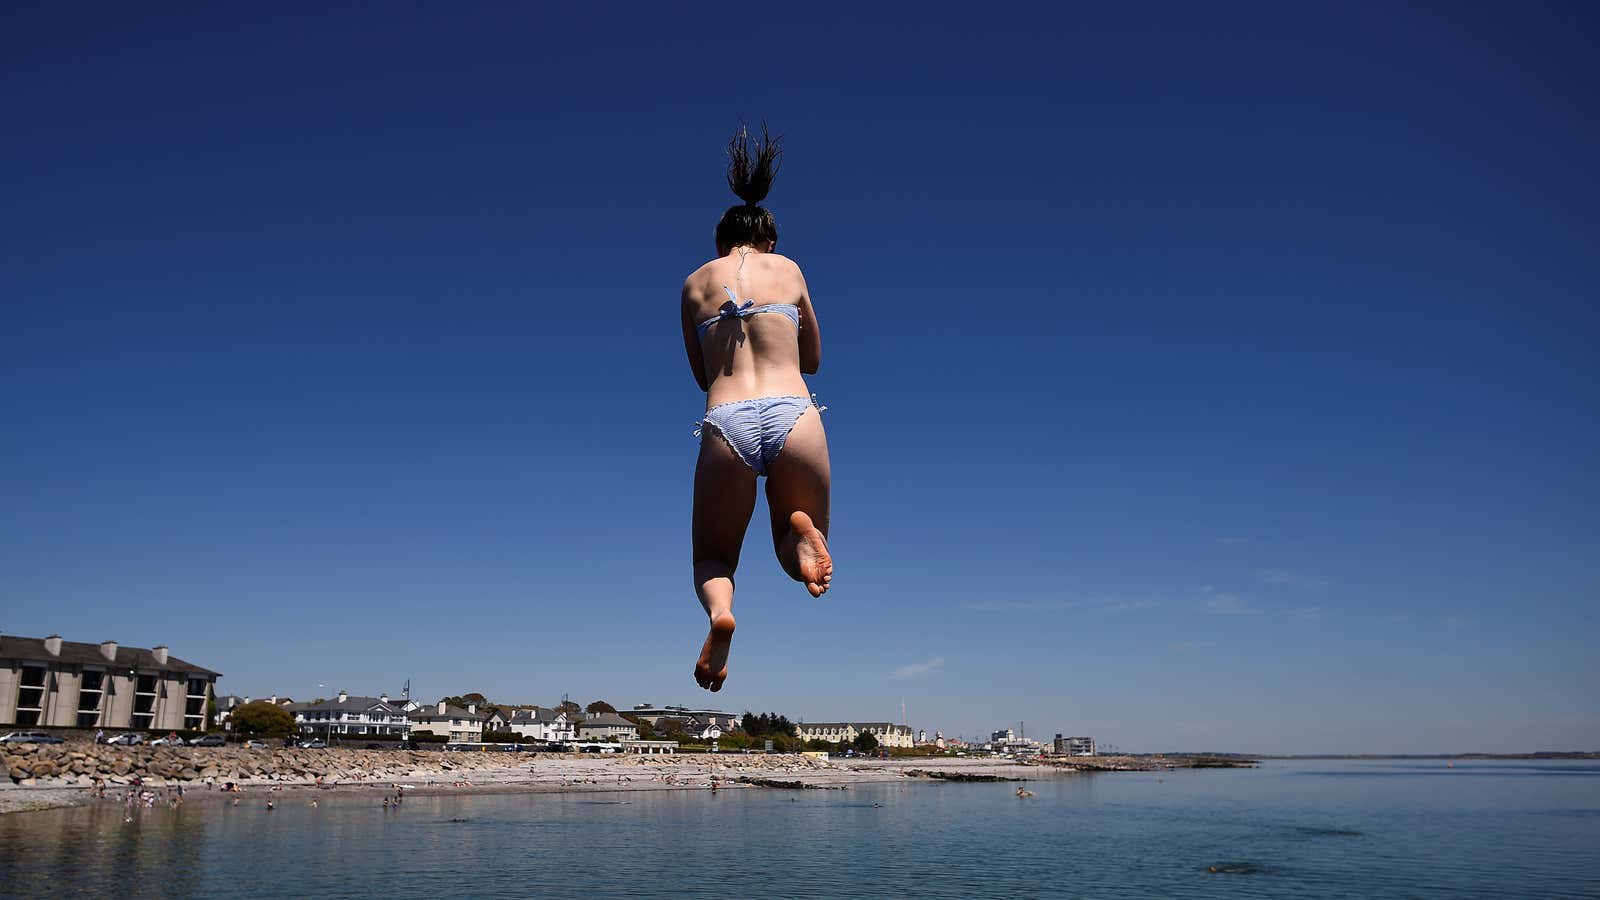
left=411, top=702, right=486, bottom=722
left=284, top=695, right=400, bottom=714
left=0, top=635, right=221, bottom=677
left=578, top=713, right=638, bottom=729
left=508, top=707, right=569, bottom=724
left=798, top=722, right=912, bottom=731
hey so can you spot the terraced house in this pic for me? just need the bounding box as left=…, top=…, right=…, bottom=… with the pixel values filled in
left=0, top=632, right=219, bottom=732
left=794, top=721, right=916, bottom=749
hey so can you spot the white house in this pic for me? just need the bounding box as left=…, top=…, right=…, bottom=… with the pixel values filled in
left=408, top=700, right=485, bottom=743
left=506, top=707, right=576, bottom=743
left=285, top=691, right=410, bottom=738
left=576, top=712, right=639, bottom=741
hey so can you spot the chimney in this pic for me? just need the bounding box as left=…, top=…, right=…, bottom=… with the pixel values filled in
left=100, top=640, right=118, bottom=661
left=270, top=695, right=278, bottom=705
left=437, top=700, right=446, bottom=715
left=44, top=634, right=62, bottom=656
left=467, top=703, right=476, bottom=714
left=152, top=645, right=169, bottom=665
left=380, top=693, right=389, bottom=704
left=337, top=690, right=348, bottom=703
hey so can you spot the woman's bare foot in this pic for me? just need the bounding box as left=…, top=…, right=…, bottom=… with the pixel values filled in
left=694, top=612, right=736, bottom=691
left=789, top=510, right=833, bottom=597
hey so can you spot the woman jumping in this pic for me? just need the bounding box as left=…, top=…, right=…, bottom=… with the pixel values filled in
left=682, top=124, right=833, bottom=692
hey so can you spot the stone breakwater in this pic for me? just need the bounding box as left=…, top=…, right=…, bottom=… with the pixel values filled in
left=4, top=742, right=516, bottom=787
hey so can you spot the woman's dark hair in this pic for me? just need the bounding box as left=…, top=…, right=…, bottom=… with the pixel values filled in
left=715, top=122, right=783, bottom=251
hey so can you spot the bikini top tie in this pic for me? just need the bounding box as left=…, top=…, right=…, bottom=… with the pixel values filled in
left=696, top=285, right=801, bottom=339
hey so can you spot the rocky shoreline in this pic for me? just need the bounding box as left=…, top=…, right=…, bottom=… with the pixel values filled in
left=0, top=745, right=1247, bottom=816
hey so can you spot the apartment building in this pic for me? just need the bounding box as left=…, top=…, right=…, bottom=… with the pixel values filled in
left=0, top=633, right=219, bottom=732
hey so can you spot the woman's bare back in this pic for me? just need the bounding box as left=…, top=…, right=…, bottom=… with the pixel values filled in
left=681, top=250, right=821, bottom=406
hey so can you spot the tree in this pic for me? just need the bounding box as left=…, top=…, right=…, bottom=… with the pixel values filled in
left=232, top=701, right=295, bottom=738
left=852, top=730, right=880, bottom=753
left=586, top=700, right=616, bottom=715
left=556, top=700, right=581, bottom=715
left=440, top=692, right=488, bottom=709
left=622, top=714, right=656, bottom=740
left=806, top=739, right=833, bottom=752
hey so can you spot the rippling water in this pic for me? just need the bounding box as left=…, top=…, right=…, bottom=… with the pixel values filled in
left=2, top=759, right=1597, bottom=898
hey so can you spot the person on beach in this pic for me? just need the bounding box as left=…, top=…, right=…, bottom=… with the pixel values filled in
left=682, top=124, right=833, bottom=692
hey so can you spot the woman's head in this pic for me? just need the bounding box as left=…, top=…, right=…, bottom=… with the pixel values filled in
left=715, top=123, right=783, bottom=254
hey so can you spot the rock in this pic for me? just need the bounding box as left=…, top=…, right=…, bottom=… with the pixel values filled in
left=112, top=760, right=132, bottom=776
left=9, top=767, right=27, bottom=781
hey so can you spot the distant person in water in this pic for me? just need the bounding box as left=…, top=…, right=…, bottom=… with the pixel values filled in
left=682, top=123, right=833, bottom=691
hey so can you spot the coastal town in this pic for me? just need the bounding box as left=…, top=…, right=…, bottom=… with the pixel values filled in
left=0, top=632, right=1149, bottom=810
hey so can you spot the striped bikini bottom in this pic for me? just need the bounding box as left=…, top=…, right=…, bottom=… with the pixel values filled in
left=695, top=395, right=823, bottom=476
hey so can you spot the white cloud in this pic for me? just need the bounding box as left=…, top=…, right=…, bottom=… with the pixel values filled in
left=890, top=658, right=944, bottom=680
left=1254, top=569, right=1330, bottom=588
left=1201, top=593, right=1258, bottom=615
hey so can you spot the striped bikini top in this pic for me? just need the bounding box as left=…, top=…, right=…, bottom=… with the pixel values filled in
left=696, top=285, right=801, bottom=340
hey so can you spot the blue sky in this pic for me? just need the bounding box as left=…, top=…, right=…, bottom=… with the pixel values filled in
left=3, top=4, right=1595, bottom=754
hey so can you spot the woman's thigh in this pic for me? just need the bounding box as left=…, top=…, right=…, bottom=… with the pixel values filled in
left=692, top=429, right=758, bottom=566
left=765, top=408, right=831, bottom=548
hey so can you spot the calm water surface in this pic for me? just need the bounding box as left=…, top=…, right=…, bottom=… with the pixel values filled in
left=2, top=759, right=1597, bottom=898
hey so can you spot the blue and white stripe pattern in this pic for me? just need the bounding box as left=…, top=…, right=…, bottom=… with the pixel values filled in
left=694, top=394, right=824, bottom=475
left=695, top=285, right=802, bottom=340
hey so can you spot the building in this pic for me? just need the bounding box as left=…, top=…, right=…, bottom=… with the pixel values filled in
left=628, top=704, right=742, bottom=731
left=284, top=692, right=410, bottom=738
left=1054, top=734, right=1096, bottom=756
left=577, top=712, right=639, bottom=741
left=505, top=707, right=576, bottom=743
left=0, top=633, right=219, bottom=731
left=482, top=709, right=509, bottom=733
left=408, top=700, right=485, bottom=743
left=794, top=722, right=915, bottom=749
left=619, top=739, right=678, bottom=755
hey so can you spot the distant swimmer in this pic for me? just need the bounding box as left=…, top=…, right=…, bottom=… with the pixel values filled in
left=683, top=123, right=833, bottom=693
left=1016, top=788, right=1035, bottom=798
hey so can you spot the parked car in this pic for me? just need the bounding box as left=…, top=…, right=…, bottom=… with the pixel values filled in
left=105, top=733, right=147, bottom=746
left=244, top=739, right=269, bottom=749
left=149, top=735, right=186, bottom=746
left=189, top=734, right=226, bottom=747
left=298, top=739, right=327, bottom=749
left=0, top=731, right=61, bottom=744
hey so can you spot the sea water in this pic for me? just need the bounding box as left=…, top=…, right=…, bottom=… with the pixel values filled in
left=1, top=759, right=1596, bottom=898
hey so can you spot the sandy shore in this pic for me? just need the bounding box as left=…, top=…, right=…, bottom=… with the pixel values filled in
left=0, top=754, right=1059, bottom=815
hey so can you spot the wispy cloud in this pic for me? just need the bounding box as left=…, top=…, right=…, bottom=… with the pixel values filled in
left=964, top=600, right=1068, bottom=612
left=1201, top=593, right=1259, bottom=615
left=890, top=658, right=944, bottom=680
left=1254, top=569, right=1330, bottom=588
left=1099, top=599, right=1162, bottom=612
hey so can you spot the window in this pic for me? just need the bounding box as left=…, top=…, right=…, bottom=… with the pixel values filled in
left=184, top=678, right=207, bottom=730
left=78, top=670, right=106, bottom=727
left=132, top=674, right=158, bottom=729
left=16, top=666, right=46, bottom=726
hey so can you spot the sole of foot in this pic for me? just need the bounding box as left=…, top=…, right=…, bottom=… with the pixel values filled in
left=694, top=612, right=736, bottom=692
left=789, top=510, right=833, bottom=597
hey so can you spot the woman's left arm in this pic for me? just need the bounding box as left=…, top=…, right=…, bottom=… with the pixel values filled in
left=796, top=267, right=822, bottom=375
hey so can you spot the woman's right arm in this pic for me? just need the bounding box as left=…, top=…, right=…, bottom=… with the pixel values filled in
left=681, top=279, right=710, bottom=392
